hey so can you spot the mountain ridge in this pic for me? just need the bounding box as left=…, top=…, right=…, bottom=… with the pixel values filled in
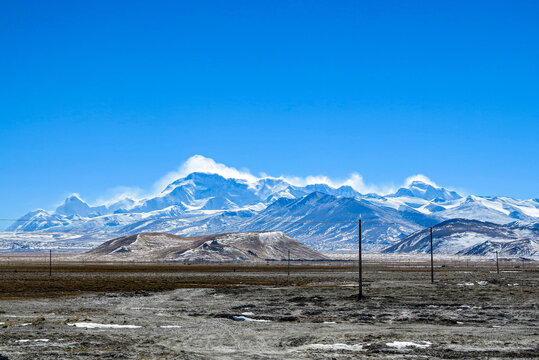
left=3, top=172, right=538, bottom=255
left=382, top=218, right=539, bottom=257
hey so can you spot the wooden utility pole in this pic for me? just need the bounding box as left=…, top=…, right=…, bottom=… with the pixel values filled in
left=287, top=249, right=290, bottom=283
left=430, top=227, right=434, bottom=284
left=358, top=219, right=362, bottom=299
left=49, top=249, right=52, bottom=277
left=496, top=251, right=499, bottom=274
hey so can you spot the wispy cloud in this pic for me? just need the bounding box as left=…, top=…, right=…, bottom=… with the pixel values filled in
left=404, top=174, right=438, bottom=187
left=276, top=173, right=394, bottom=195
left=153, top=155, right=258, bottom=193
left=94, top=186, right=146, bottom=206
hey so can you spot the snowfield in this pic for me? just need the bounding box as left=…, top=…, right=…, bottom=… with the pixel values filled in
left=386, top=341, right=432, bottom=349
left=67, top=322, right=141, bottom=329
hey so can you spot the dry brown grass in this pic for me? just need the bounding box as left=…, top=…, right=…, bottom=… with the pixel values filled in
left=1, top=260, right=533, bottom=300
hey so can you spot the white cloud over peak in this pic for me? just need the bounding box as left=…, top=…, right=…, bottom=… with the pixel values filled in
left=404, top=174, right=438, bottom=188
left=153, top=155, right=259, bottom=193
left=277, top=173, right=393, bottom=195
left=95, top=186, right=146, bottom=206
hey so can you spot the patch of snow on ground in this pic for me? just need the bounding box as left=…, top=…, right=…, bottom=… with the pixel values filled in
left=296, top=343, right=364, bottom=351
left=67, top=322, right=141, bottom=329
left=258, top=232, right=283, bottom=245
left=232, top=316, right=270, bottom=322
left=241, top=312, right=255, bottom=316
left=386, top=341, right=431, bottom=349
left=477, top=281, right=488, bottom=285
left=17, top=339, right=49, bottom=343
left=160, top=325, right=181, bottom=328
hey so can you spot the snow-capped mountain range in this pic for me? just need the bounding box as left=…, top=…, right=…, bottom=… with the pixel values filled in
left=2, top=171, right=538, bottom=255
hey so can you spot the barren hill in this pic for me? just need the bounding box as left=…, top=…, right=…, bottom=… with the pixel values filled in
left=85, top=231, right=327, bottom=262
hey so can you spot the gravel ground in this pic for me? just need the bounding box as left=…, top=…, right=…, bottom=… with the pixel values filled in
left=0, top=263, right=537, bottom=359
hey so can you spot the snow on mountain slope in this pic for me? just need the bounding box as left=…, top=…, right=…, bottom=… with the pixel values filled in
left=389, top=181, right=462, bottom=201
left=368, top=192, right=539, bottom=225
left=458, top=238, right=538, bottom=257
left=53, top=194, right=137, bottom=218
left=382, top=219, right=539, bottom=257
left=133, top=173, right=264, bottom=212
left=238, top=192, right=439, bottom=251
left=0, top=231, right=102, bottom=252
left=3, top=171, right=538, bottom=254
left=437, top=196, right=538, bottom=224
left=55, top=195, right=94, bottom=217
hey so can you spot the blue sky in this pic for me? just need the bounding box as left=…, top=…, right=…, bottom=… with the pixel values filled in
left=1, top=0, right=538, bottom=221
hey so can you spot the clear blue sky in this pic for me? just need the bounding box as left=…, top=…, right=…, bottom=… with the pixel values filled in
left=1, top=0, right=538, bottom=220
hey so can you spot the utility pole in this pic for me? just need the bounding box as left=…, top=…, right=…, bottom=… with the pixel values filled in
left=287, top=249, right=290, bottom=284
left=358, top=219, right=362, bottom=299
left=430, top=227, right=434, bottom=284
left=496, top=250, right=499, bottom=274
left=49, top=249, right=52, bottom=277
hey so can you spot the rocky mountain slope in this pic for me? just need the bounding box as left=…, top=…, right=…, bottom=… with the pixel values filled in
left=85, top=231, right=327, bottom=262
left=382, top=219, right=539, bottom=257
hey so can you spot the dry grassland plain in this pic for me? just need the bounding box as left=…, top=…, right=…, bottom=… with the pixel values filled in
left=0, top=257, right=537, bottom=359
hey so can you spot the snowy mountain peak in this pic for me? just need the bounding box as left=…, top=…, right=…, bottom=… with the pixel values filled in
left=163, top=172, right=242, bottom=193
left=391, top=180, right=461, bottom=201
left=55, top=194, right=92, bottom=217
left=24, top=209, right=50, bottom=218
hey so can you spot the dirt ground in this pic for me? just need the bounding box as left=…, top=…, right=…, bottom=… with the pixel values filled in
left=0, top=259, right=537, bottom=359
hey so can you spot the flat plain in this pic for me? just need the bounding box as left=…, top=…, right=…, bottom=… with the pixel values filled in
left=0, top=257, right=537, bottom=359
